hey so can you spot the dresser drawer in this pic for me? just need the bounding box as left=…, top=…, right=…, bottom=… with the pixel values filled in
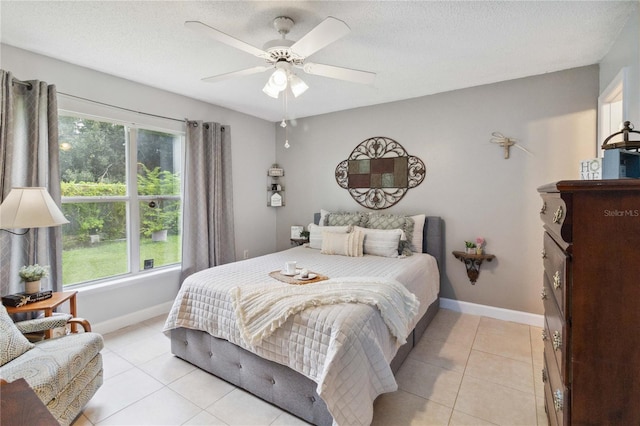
left=543, top=286, right=569, bottom=385
left=544, top=352, right=570, bottom=426
left=540, top=193, right=571, bottom=244
left=543, top=232, right=569, bottom=317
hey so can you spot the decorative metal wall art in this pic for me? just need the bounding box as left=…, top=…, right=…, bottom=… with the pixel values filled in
left=335, top=136, right=425, bottom=209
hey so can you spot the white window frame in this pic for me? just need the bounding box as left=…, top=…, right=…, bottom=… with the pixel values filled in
left=598, top=67, right=629, bottom=157
left=59, top=110, right=185, bottom=287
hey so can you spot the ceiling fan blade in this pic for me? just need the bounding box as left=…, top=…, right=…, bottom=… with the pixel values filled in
left=302, top=62, right=376, bottom=85
left=185, top=21, right=267, bottom=58
left=202, top=66, right=272, bottom=84
left=291, top=17, right=350, bottom=58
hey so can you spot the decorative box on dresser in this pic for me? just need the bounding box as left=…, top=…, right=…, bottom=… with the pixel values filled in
left=538, top=180, right=640, bottom=426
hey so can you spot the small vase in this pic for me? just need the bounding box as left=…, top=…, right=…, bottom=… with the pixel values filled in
left=25, top=280, right=41, bottom=294
left=476, top=247, right=483, bottom=255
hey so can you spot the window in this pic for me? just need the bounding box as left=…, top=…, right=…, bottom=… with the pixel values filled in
left=58, top=114, right=183, bottom=286
left=598, top=67, right=628, bottom=157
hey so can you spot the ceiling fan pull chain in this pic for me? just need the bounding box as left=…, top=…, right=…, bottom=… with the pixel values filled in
left=283, top=91, right=290, bottom=149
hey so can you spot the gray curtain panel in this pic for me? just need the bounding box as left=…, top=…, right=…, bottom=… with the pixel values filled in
left=181, top=121, right=235, bottom=282
left=0, top=70, right=63, bottom=296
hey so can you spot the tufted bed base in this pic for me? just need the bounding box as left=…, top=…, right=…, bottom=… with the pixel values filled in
left=170, top=298, right=439, bottom=425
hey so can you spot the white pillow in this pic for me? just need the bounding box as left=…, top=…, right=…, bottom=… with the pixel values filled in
left=308, top=223, right=350, bottom=249
left=321, top=229, right=364, bottom=257
left=354, top=226, right=402, bottom=258
left=410, top=214, right=426, bottom=252
left=319, top=209, right=331, bottom=226
left=354, top=228, right=365, bottom=257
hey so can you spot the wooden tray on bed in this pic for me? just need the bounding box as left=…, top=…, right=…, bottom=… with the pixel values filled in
left=269, top=270, right=328, bottom=285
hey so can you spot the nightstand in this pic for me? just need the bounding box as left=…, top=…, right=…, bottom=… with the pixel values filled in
left=5, top=291, right=78, bottom=338
left=290, top=238, right=309, bottom=246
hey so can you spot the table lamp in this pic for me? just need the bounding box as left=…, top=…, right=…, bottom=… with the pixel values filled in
left=0, top=187, right=69, bottom=234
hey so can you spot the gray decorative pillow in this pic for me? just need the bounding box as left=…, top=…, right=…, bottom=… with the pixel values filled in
left=326, top=212, right=368, bottom=227
left=0, top=304, right=34, bottom=366
left=366, top=213, right=415, bottom=256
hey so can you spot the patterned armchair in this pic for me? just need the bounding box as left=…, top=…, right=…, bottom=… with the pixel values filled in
left=14, top=313, right=92, bottom=341
left=0, top=305, right=103, bottom=426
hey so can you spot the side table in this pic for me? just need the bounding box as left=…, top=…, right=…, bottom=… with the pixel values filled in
left=0, top=378, right=58, bottom=426
left=5, top=291, right=78, bottom=338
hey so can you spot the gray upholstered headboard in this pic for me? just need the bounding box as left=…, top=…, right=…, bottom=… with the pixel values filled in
left=312, top=213, right=444, bottom=270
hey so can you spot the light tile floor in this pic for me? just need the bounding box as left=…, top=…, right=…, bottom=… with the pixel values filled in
left=72, top=308, right=546, bottom=425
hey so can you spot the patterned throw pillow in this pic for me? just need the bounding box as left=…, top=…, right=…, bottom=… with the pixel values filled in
left=354, top=226, right=403, bottom=258
left=366, top=213, right=415, bottom=256
left=0, top=304, right=34, bottom=366
left=326, top=212, right=368, bottom=227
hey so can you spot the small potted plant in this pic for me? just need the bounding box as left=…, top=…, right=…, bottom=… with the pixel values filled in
left=300, top=230, right=310, bottom=241
left=465, top=241, right=477, bottom=254
left=19, top=264, right=49, bottom=294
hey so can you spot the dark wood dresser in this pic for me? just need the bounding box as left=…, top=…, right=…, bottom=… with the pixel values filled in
left=538, top=180, right=640, bottom=426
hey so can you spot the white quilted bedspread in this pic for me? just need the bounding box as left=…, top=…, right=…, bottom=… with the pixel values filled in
left=163, top=246, right=439, bottom=425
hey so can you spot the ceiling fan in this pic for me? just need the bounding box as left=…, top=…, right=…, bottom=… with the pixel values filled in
left=185, top=16, right=376, bottom=99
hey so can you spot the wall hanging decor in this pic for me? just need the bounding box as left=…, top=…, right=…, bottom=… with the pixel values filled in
left=335, top=136, right=425, bottom=209
left=489, top=131, right=533, bottom=159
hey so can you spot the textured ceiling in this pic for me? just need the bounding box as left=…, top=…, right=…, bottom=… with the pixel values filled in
left=0, top=1, right=635, bottom=122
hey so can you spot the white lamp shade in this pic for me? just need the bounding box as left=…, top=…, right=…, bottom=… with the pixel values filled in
left=289, top=74, right=309, bottom=98
left=262, top=81, right=281, bottom=99
left=270, top=68, right=288, bottom=89
left=0, top=187, right=69, bottom=229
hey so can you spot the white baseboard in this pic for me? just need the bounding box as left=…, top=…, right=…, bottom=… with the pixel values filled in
left=439, top=298, right=544, bottom=327
left=92, top=301, right=173, bottom=335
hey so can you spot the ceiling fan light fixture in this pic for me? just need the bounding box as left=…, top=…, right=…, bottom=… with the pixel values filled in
left=262, top=81, right=280, bottom=98
left=271, top=68, right=288, bottom=89
left=289, top=74, right=308, bottom=98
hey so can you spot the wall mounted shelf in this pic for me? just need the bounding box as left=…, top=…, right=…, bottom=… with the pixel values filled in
left=452, top=251, right=496, bottom=284
left=267, top=165, right=285, bottom=207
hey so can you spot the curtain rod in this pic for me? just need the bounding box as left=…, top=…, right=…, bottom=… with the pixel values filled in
left=58, top=91, right=186, bottom=124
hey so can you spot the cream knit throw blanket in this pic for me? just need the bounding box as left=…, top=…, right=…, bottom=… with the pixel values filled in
left=230, top=276, right=419, bottom=346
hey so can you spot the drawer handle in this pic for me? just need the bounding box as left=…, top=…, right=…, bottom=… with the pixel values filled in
left=553, top=271, right=562, bottom=290
left=540, top=201, right=547, bottom=214
left=541, top=287, right=547, bottom=300
left=553, top=389, right=564, bottom=412
left=542, top=329, right=548, bottom=341
left=542, top=368, right=547, bottom=383
left=552, top=330, right=562, bottom=351
left=553, top=206, right=564, bottom=224
left=541, top=249, right=547, bottom=259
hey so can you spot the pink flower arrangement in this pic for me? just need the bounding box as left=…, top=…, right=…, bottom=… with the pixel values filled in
left=476, top=237, right=485, bottom=247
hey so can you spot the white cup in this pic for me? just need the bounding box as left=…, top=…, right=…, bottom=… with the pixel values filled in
left=284, top=261, right=297, bottom=275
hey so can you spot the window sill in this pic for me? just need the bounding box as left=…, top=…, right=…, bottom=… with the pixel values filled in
left=71, top=265, right=181, bottom=296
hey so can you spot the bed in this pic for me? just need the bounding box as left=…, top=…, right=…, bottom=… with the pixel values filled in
left=164, top=214, right=443, bottom=425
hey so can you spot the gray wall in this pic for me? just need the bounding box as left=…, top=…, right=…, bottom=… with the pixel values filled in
left=1, top=44, right=276, bottom=326
left=275, top=66, right=599, bottom=315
